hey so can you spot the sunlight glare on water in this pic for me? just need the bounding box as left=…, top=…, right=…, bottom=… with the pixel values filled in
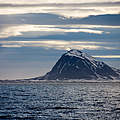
left=0, top=82, right=120, bottom=119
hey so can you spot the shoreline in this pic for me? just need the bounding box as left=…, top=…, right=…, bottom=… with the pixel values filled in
left=0, top=79, right=120, bottom=84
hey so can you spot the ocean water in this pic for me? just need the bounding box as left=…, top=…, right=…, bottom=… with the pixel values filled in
left=0, top=82, right=120, bottom=120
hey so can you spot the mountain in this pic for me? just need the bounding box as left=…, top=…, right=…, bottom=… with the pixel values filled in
left=33, top=49, right=120, bottom=80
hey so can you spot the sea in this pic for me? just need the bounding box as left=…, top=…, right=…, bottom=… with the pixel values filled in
left=0, top=82, right=120, bottom=120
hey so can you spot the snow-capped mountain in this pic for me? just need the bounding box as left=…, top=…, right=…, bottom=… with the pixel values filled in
left=35, top=49, right=120, bottom=80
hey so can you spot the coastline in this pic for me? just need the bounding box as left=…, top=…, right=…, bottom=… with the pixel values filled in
left=0, top=79, right=120, bottom=84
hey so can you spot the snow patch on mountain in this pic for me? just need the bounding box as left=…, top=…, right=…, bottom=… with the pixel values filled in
left=31, top=49, right=120, bottom=81
left=65, top=49, right=104, bottom=70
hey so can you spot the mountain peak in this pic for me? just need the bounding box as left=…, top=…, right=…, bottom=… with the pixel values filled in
left=65, top=49, right=94, bottom=61
left=34, top=50, right=120, bottom=80
left=66, top=49, right=83, bottom=56
left=66, top=49, right=84, bottom=57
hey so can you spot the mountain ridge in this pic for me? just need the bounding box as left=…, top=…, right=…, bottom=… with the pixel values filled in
left=33, top=49, right=120, bottom=81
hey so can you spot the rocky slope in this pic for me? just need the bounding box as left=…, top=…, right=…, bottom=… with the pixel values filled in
left=33, top=49, right=120, bottom=80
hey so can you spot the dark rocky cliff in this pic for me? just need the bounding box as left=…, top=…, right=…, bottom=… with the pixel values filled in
left=34, top=49, right=120, bottom=80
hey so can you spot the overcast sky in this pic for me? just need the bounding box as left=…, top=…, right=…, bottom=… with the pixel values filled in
left=0, top=0, right=120, bottom=80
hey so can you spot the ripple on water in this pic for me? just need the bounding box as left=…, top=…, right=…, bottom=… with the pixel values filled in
left=0, top=83, right=120, bottom=120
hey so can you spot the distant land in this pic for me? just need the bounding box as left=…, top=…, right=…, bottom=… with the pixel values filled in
left=1, top=49, right=120, bottom=83
left=32, top=49, right=120, bottom=80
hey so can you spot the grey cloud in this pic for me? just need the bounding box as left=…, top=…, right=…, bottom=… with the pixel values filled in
left=44, top=8, right=100, bottom=12
left=0, top=13, right=120, bottom=26
left=0, top=1, right=119, bottom=18
left=80, top=14, right=120, bottom=26
left=0, top=2, right=120, bottom=7
left=0, top=13, right=66, bottom=25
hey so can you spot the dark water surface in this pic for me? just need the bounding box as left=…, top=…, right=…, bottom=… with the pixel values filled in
left=0, top=82, right=120, bottom=120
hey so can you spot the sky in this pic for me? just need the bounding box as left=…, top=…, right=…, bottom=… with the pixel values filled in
left=0, top=0, right=120, bottom=80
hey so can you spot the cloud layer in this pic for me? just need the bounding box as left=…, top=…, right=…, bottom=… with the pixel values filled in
left=0, top=40, right=119, bottom=51
left=0, top=1, right=120, bottom=18
left=0, top=0, right=120, bottom=4
left=0, top=24, right=110, bottom=38
left=93, top=55, right=120, bottom=58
